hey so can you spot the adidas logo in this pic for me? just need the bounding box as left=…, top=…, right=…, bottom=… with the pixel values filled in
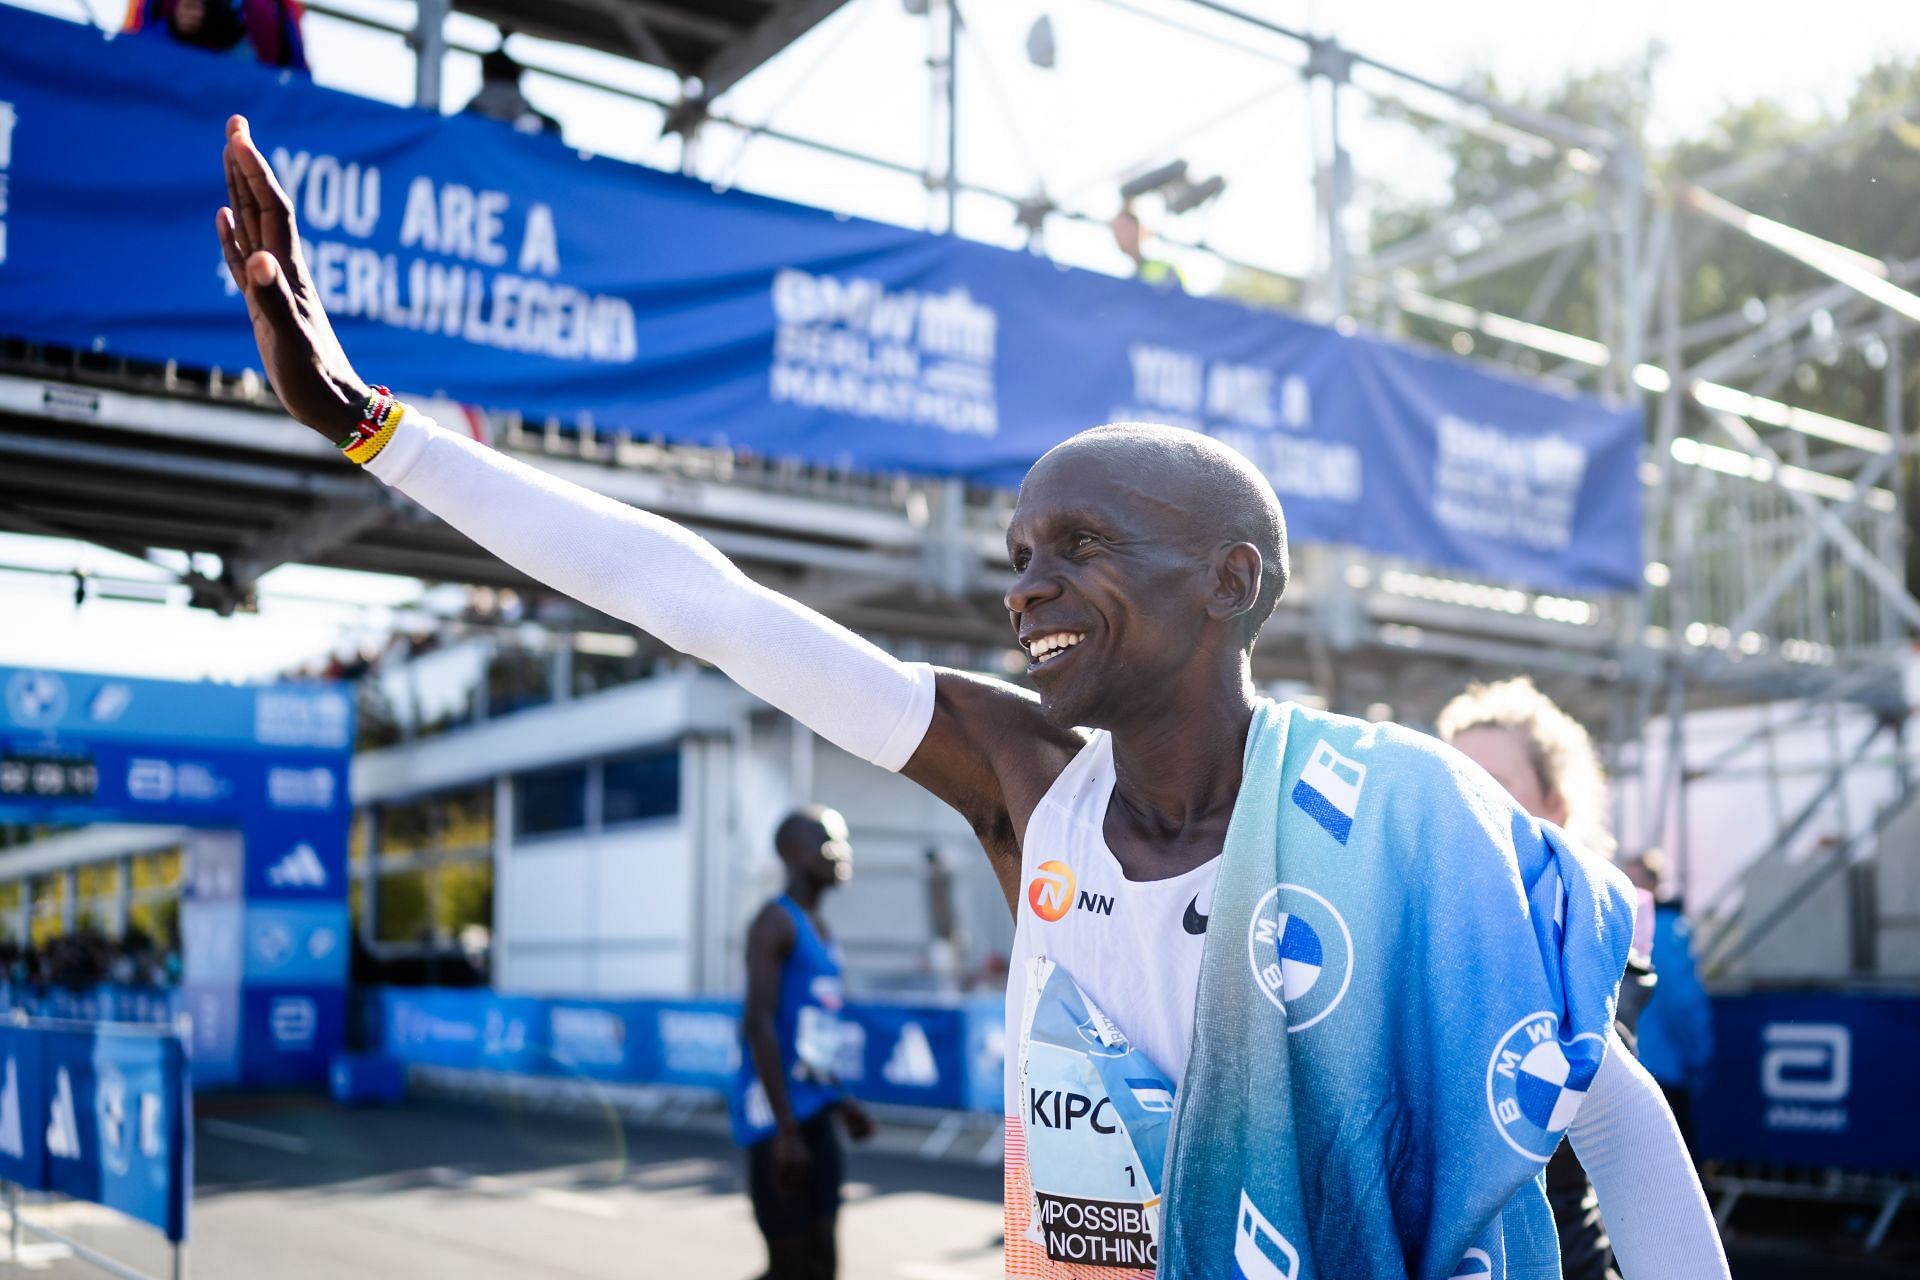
left=46, top=1067, right=80, bottom=1160
left=268, top=843, right=328, bottom=888
left=881, top=1021, right=939, bottom=1087
left=0, top=1058, right=21, bottom=1159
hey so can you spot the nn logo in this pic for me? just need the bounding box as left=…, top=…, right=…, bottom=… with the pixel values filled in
left=1027, top=861, right=1076, bottom=922
left=1025, top=861, right=1114, bottom=922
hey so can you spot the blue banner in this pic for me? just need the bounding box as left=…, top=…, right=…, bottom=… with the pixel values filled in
left=1695, top=991, right=1920, bottom=1176
left=377, top=988, right=1007, bottom=1114
left=0, top=1021, right=190, bottom=1242
left=1, top=664, right=354, bottom=1088
left=0, top=7, right=1642, bottom=592
left=0, top=984, right=180, bottom=1027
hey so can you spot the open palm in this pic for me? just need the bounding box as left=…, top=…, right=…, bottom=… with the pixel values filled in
left=214, top=114, right=369, bottom=440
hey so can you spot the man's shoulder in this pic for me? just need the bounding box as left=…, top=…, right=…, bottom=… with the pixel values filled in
left=747, top=898, right=797, bottom=941
left=1278, top=701, right=1523, bottom=838
left=928, top=667, right=1088, bottom=773
left=1280, top=702, right=1463, bottom=775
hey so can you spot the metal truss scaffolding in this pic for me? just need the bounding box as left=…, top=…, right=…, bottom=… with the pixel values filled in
left=1, top=0, right=1915, bottom=979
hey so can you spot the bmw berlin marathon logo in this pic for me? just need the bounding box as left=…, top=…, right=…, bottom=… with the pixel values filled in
left=5, top=670, right=68, bottom=728
left=1246, top=884, right=1352, bottom=1032
left=1486, top=1011, right=1604, bottom=1161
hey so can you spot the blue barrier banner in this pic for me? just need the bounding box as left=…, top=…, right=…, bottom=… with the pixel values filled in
left=1, top=663, right=354, bottom=1088
left=546, top=999, right=649, bottom=1082
left=841, top=1004, right=969, bottom=1110
left=0, top=1025, right=49, bottom=1187
left=0, top=985, right=179, bottom=1027
left=377, top=988, right=1009, bottom=1114
left=1696, top=991, right=1920, bottom=1176
left=0, top=8, right=1642, bottom=592
left=239, top=986, right=345, bottom=1085
left=0, top=1022, right=190, bottom=1241
left=962, top=996, right=1006, bottom=1115
left=648, top=1000, right=745, bottom=1092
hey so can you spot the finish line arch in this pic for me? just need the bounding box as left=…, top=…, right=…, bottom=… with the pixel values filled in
left=1, top=666, right=352, bottom=1087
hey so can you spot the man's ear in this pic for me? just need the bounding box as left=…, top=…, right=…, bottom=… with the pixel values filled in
left=1206, top=542, right=1263, bottom=624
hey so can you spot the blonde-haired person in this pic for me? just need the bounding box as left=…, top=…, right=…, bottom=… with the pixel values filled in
left=1436, top=675, right=1615, bottom=859
left=1438, top=676, right=1649, bottom=1280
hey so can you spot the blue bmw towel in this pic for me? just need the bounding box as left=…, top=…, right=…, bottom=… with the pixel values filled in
left=1159, top=701, right=1634, bottom=1279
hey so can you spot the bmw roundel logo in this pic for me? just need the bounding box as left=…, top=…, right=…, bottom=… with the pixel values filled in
left=5, top=670, right=68, bottom=728
left=1485, top=1011, right=1606, bottom=1162
left=1246, top=883, right=1353, bottom=1032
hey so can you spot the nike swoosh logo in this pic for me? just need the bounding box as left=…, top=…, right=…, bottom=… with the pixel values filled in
left=1182, top=894, right=1208, bottom=935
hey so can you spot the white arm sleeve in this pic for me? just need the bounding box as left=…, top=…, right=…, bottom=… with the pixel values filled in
left=365, top=411, right=936, bottom=771
left=1568, top=1029, right=1730, bottom=1280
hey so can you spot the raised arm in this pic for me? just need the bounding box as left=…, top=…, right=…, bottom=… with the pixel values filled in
left=214, top=116, right=1073, bottom=886
left=1567, top=1029, right=1730, bottom=1279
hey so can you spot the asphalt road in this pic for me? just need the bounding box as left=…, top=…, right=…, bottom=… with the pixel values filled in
left=5, top=1095, right=1007, bottom=1280
left=0, top=1096, right=1907, bottom=1279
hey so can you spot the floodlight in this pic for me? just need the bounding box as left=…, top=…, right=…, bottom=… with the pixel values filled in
left=1164, top=174, right=1226, bottom=214
left=1120, top=160, right=1189, bottom=202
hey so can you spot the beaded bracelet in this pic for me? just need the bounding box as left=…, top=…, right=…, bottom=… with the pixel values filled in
left=335, top=386, right=403, bottom=465
left=343, top=400, right=404, bottom=465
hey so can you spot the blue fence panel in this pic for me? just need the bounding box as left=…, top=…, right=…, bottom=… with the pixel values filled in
left=839, top=1003, right=969, bottom=1111
left=1695, top=991, right=1920, bottom=1176
left=0, top=1021, right=190, bottom=1242
left=648, top=999, right=746, bottom=1092
left=376, top=988, right=1009, bottom=1114
left=0, top=5, right=1642, bottom=594
left=0, top=664, right=354, bottom=1088
left=0, top=985, right=180, bottom=1027
left=545, top=999, right=651, bottom=1082
left=0, top=1024, right=49, bottom=1187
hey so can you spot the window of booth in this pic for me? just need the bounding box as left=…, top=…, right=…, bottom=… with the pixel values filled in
left=602, top=748, right=680, bottom=826
left=515, top=765, right=588, bottom=838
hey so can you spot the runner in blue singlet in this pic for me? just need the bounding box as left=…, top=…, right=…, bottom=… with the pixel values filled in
left=733, top=806, right=875, bottom=1280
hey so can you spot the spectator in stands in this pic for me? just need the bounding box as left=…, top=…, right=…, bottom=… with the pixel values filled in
left=1111, top=203, right=1185, bottom=291
left=1438, top=677, right=1654, bottom=1280
left=732, top=807, right=874, bottom=1280
left=125, top=0, right=310, bottom=74
left=462, top=40, right=560, bottom=137
left=1626, top=847, right=1714, bottom=1158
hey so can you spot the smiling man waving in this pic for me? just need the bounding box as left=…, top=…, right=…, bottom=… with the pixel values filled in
left=217, top=114, right=1728, bottom=1280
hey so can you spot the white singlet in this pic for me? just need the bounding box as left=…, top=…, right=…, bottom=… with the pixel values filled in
left=1003, top=731, right=1220, bottom=1279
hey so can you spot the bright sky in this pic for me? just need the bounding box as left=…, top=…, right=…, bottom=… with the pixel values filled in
left=3, top=0, right=1914, bottom=682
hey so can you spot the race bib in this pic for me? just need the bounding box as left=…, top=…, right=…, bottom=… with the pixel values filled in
left=1018, top=956, right=1175, bottom=1271
left=794, top=1004, right=844, bottom=1080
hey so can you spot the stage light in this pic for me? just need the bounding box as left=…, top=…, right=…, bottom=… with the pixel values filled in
left=1164, top=174, right=1227, bottom=214
left=1120, top=160, right=1189, bottom=202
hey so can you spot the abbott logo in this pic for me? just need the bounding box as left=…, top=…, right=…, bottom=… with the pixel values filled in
left=1762, top=1023, right=1849, bottom=1102
left=1762, top=1022, right=1850, bottom=1132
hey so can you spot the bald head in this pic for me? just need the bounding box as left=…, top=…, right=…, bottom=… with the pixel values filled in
left=1034, top=423, right=1290, bottom=637
left=774, top=805, right=852, bottom=886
